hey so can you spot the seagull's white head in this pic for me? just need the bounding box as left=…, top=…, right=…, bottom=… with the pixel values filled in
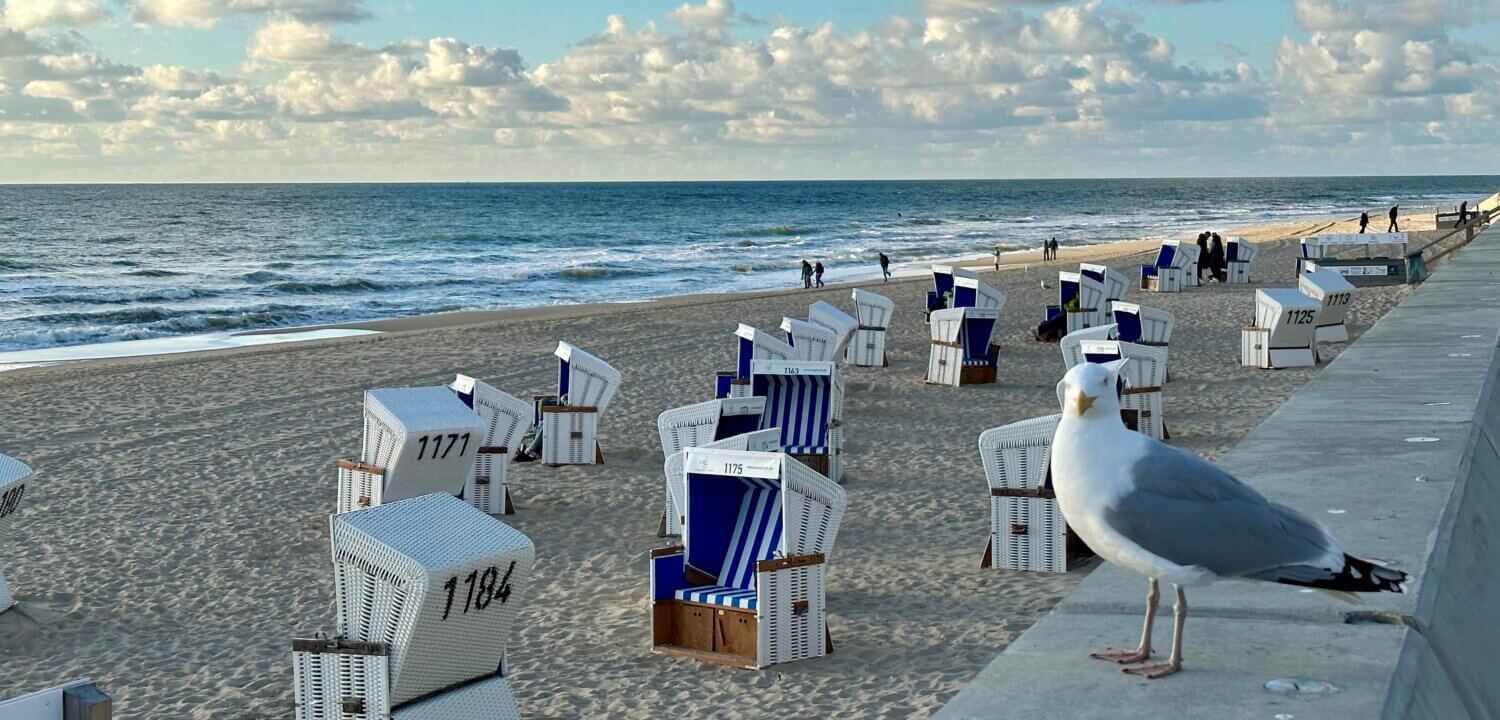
left=1057, top=360, right=1129, bottom=421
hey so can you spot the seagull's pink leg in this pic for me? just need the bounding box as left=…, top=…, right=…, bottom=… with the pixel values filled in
left=1125, top=584, right=1186, bottom=678
left=1091, top=578, right=1156, bottom=664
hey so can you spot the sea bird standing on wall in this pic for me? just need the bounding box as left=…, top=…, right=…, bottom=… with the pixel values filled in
left=1049, top=361, right=1409, bottom=678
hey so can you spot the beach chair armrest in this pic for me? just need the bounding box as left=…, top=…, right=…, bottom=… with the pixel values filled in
left=755, top=553, right=825, bottom=573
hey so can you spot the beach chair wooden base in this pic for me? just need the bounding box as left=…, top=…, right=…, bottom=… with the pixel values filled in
left=652, top=600, right=760, bottom=669
left=791, top=453, right=830, bottom=477
left=959, top=364, right=997, bottom=385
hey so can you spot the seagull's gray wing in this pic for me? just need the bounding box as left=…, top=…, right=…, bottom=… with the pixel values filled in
left=1100, top=441, right=1341, bottom=580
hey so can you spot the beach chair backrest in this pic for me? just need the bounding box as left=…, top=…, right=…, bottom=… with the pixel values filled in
left=1155, top=241, right=1177, bottom=269
left=450, top=375, right=531, bottom=453
left=1110, top=302, right=1174, bottom=346
left=1256, top=289, right=1321, bottom=349
left=978, top=414, right=1061, bottom=492
left=331, top=493, right=534, bottom=705
left=1175, top=240, right=1199, bottom=269
left=555, top=342, right=621, bottom=413
left=682, top=450, right=785, bottom=588
left=930, top=307, right=965, bottom=345
left=808, top=301, right=858, bottom=356
left=1299, top=270, right=1354, bottom=328
left=1079, top=339, right=1167, bottom=389
left=931, top=265, right=956, bottom=298
left=658, top=397, right=767, bottom=457
left=954, top=275, right=1006, bottom=311
left=750, top=360, right=839, bottom=455
left=1226, top=238, right=1257, bottom=263
left=781, top=317, right=839, bottom=362
left=852, top=289, right=894, bottom=328
left=961, top=307, right=1000, bottom=362
left=1080, top=263, right=1127, bottom=301
left=1060, top=323, right=1117, bottom=369
left=362, top=387, right=485, bottom=505
left=736, top=324, right=797, bottom=379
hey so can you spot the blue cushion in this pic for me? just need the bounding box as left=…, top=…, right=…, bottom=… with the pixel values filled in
left=676, top=585, right=758, bottom=610
left=1141, top=265, right=1158, bottom=278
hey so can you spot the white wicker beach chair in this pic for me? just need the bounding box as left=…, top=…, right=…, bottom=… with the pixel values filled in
left=1080, top=263, right=1128, bottom=303
left=1242, top=288, right=1321, bottom=368
left=926, top=265, right=975, bottom=317
left=750, top=359, right=845, bottom=483
left=953, top=274, right=1006, bottom=312
left=0, top=680, right=112, bottom=718
left=1179, top=241, right=1202, bottom=287
left=449, top=375, right=531, bottom=515
left=339, top=388, right=485, bottom=514
left=848, top=289, right=894, bottom=367
left=780, top=317, right=839, bottom=362
left=1299, top=270, right=1355, bottom=344
left=927, top=306, right=999, bottom=387
left=1225, top=238, right=1258, bottom=284
left=658, top=397, right=769, bottom=460
left=0, top=454, right=33, bottom=614
left=650, top=448, right=846, bottom=669
left=292, top=493, right=534, bottom=720
left=660, top=427, right=781, bottom=537
left=1140, top=239, right=1192, bottom=293
left=808, top=301, right=857, bottom=360
left=537, top=342, right=621, bottom=466
left=1059, top=323, right=1118, bottom=370
left=1078, top=339, right=1169, bottom=439
left=978, top=414, right=1087, bottom=573
left=1045, top=270, right=1107, bottom=333
left=718, top=324, right=797, bottom=399
left=1109, top=302, right=1175, bottom=348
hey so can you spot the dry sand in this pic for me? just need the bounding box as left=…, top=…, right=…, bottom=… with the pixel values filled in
left=0, top=212, right=1447, bottom=717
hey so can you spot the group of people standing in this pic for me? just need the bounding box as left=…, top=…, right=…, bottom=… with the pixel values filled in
left=1195, top=231, right=1228, bottom=283
left=800, top=259, right=827, bottom=288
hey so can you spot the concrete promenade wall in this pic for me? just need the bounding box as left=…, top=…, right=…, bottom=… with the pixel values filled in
left=936, top=226, right=1500, bottom=719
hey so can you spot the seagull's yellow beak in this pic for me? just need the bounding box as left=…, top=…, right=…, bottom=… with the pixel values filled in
left=1072, top=391, right=1097, bottom=416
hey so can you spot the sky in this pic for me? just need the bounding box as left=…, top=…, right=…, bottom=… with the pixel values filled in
left=0, top=0, right=1497, bottom=182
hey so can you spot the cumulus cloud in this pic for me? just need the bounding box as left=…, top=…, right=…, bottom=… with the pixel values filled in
left=2, top=0, right=108, bottom=29
left=126, top=0, right=367, bottom=28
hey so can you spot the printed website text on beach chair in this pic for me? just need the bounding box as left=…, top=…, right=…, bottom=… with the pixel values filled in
left=450, top=374, right=531, bottom=515
left=1299, top=270, right=1355, bottom=344
left=339, top=387, right=485, bottom=514
left=1242, top=288, right=1322, bottom=368
left=0, top=454, right=33, bottom=614
left=848, top=289, right=894, bottom=367
left=717, top=324, right=796, bottom=399
left=537, top=342, right=621, bottom=466
left=978, top=414, right=1089, bottom=573
left=291, top=493, right=534, bottom=720
left=650, top=449, right=846, bottom=669
left=927, top=307, right=999, bottom=387
left=751, top=359, right=845, bottom=483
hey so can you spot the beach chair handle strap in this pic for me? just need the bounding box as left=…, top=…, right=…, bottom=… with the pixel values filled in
left=337, top=459, right=385, bottom=475
left=1122, top=386, right=1162, bottom=395
left=478, top=446, right=509, bottom=454
left=857, top=325, right=886, bottom=331
left=757, top=553, right=825, bottom=573
left=931, top=340, right=962, bottom=349
left=990, top=487, right=1057, bottom=499
left=543, top=405, right=599, bottom=414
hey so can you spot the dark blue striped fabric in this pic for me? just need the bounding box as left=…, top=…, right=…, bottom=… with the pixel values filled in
left=756, top=373, right=832, bottom=454
left=676, top=585, right=758, bottom=610
left=962, top=316, right=997, bottom=366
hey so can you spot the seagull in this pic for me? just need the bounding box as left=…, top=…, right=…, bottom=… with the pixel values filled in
left=1050, top=361, right=1409, bottom=679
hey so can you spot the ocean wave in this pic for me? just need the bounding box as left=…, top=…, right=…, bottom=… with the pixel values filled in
left=241, top=270, right=292, bottom=282
left=25, top=288, right=218, bottom=305
left=557, top=266, right=660, bottom=281
left=268, top=278, right=385, bottom=294
left=731, top=262, right=791, bottom=274
left=125, top=268, right=186, bottom=277
left=724, top=225, right=818, bottom=238
left=0, top=259, right=41, bottom=270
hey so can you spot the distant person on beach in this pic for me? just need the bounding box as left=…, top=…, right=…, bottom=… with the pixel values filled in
left=1196, top=232, right=1211, bottom=282
left=1208, top=232, right=1227, bottom=282
left=1388, top=205, right=1400, bottom=233
left=1459, top=201, right=1469, bottom=227
left=879, top=252, right=891, bottom=281
left=814, top=261, right=825, bottom=288
left=993, top=245, right=1002, bottom=270
left=1359, top=211, right=1369, bottom=234
left=801, top=259, right=813, bottom=289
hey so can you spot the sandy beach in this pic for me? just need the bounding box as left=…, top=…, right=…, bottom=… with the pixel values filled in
left=0, top=212, right=1451, bottom=717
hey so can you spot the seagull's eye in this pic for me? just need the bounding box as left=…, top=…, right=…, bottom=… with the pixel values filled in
left=1098, top=378, right=1108, bottom=387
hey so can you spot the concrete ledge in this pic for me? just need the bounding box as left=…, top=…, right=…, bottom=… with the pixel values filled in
left=937, top=226, right=1500, bottom=719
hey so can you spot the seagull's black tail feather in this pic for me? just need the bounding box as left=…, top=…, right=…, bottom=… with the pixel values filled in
left=1275, top=554, right=1409, bottom=594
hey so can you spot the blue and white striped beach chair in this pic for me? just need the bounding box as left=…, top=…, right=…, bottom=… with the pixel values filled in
left=717, top=324, right=796, bottom=399
left=751, top=359, right=844, bottom=483
left=1140, top=239, right=1191, bottom=292
left=650, top=448, right=846, bottom=668
left=927, top=307, right=999, bottom=386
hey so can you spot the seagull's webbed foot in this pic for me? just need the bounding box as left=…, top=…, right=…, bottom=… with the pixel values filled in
left=1122, top=660, right=1181, bottom=679
left=1090, top=647, right=1151, bottom=664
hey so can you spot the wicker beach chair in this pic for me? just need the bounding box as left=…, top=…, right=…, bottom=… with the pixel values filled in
left=1225, top=238, right=1259, bottom=284
left=650, top=448, right=846, bottom=669
left=1045, top=270, right=1107, bottom=333
left=808, top=301, right=857, bottom=360
left=0, top=680, right=112, bottom=718
left=1242, top=289, right=1321, bottom=368
left=978, top=414, right=1088, bottom=573
left=848, top=289, right=893, bottom=367
left=927, top=306, right=999, bottom=387
left=1059, top=323, right=1118, bottom=370
left=537, top=342, right=621, bottom=466
left=1080, top=263, right=1128, bottom=303
left=1179, top=241, right=1202, bottom=287
left=449, top=375, right=531, bottom=515
left=1140, top=240, right=1192, bottom=293
left=1109, top=302, right=1175, bottom=348
left=780, top=317, right=840, bottom=362
left=717, top=324, right=797, bottom=399
left=292, top=493, right=534, bottom=720
left=660, top=427, right=781, bottom=537
left=1299, top=270, right=1355, bottom=345
left=926, top=265, right=975, bottom=318
left=953, top=274, right=1006, bottom=311
left=0, top=454, right=33, bottom=614
left=1079, top=339, right=1170, bottom=440
left=750, top=359, right=845, bottom=483
left=338, top=387, right=485, bottom=514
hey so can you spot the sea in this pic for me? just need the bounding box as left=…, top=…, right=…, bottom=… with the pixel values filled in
left=1, top=176, right=1495, bottom=361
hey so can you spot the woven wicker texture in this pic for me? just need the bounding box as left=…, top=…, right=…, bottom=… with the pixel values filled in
left=848, top=289, right=893, bottom=367
left=979, top=414, right=1068, bottom=573
left=362, top=388, right=485, bottom=506
left=780, top=317, right=839, bottom=363
left=807, top=301, right=857, bottom=358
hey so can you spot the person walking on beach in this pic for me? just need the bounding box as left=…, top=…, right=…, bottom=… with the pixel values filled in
left=800, top=259, right=813, bottom=289
left=814, top=261, right=825, bottom=288
left=1208, top=232, right=1226, bottom=283
left=993, top=245, right=1003, bottom=270
left=1359, top=211, right=1369, bottom=234
left=1459, top=200, right=1469, bottom=227
left=879, top=252, right=891, bottom=281
left=1387, top=205, right=1400, bottom=233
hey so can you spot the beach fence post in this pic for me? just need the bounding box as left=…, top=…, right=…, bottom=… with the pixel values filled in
left=63, top=683, right=111, bottom=720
